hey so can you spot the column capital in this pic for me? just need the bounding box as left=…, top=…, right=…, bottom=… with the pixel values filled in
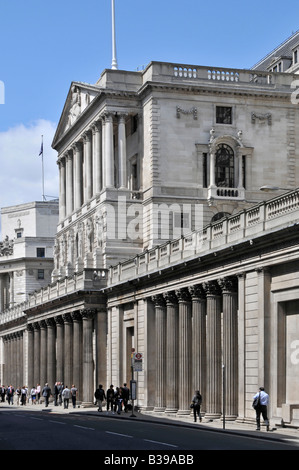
left=62, top=313, right=73, bottom=323
left=203, top=280, right=221, bottom=297
left=175, top=287, right=191, bottom=303
left=81, top=308, right=96, bottom=320
left=45, top=318, right=55, bottom=328
left=188, top=284, right=206, bottom=300
left=71, top=310, right=82, bottom=322
left=218, top=276, right=238, bottom=294
left=163, top=291, right=178, bottom=305
left=151, top=294, right=166, bottom=308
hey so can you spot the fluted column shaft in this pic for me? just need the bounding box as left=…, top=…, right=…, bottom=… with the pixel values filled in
left=66, top=152, right=74, bottom=216
left=63, top=314, right=73, bottom=387
left=93, top=122, right=102, bottom=194
left=176, top=288, right=192, bottom=414
left=27, top=325, right=34, bottom=390
left=58, top=158, right=66, bottom=221
left=81, top=309, right=95, bottom=406
left=84, top=132, right=93, bottom=200
left=105, top=113, right=115, bottom=188
left=118, top=114, right=127, bottom=189
left=33, top=323, right=40, bottom=387
left=164, top=292, right=178, bottom=413
left=72, top=311, right=82, bottom=399
left=39, top=321, right=47, bottom=390
left=219, top=277, right=238, bottom=419
left=55, top=316, right=64, bottom=382
left=46, top=319, right=56, bottom=389
left=204, top=281, right=222, bottom=418
left=152, top=295, right=166, bottom=411
left=73, top=142, right=83, bottom=210
left=189, top=285, right=206, bottom=401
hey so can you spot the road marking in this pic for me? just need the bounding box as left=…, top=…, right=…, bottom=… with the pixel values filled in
left=106, top=431, right=133, bottom=438
left=29, top=417, right=43, bottom=421
left=144, top=439, right=178, bottom=448
left=49, top=420, right=66, bottom=425
left=73, top=425, right=95, bottom=431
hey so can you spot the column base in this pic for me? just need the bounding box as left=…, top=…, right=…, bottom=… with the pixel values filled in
left=80, top=402, right=95, bottom=408
left=204, top=413, right=222, bottom=420
left=165, top=407, right=179, bottom=414
left=177, top=409, right=191, bottom=416
left=153, top=406, right=166, bottom=413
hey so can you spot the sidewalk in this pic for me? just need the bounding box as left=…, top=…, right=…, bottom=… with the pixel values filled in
left=2, top=401, right=299, bottom=444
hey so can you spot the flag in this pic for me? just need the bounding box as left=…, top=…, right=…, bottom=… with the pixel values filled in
left=39, top=141, right=43, bottom=156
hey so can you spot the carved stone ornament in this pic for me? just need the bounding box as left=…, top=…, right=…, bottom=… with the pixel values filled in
left=176, top=106, right=198, bottom=120
left=66, top=85, right=81, bottom=129
left=251, top=112, right=272, bottom=125
left=0, top=235, right=14, bottom=256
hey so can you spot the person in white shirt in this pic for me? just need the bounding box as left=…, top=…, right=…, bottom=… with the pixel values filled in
left=253, top=387, right=270, bottom=431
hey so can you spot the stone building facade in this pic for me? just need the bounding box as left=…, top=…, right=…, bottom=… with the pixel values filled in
left=1, top=32, right=299, bottom=425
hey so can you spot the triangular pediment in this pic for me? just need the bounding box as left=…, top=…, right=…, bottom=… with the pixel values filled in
left=52, top=81, right=102, bottom=149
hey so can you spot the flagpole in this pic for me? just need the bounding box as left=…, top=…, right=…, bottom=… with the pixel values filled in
left=111, top=0, right=118, bottom=70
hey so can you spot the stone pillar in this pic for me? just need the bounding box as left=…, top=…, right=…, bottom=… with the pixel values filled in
left=73, top=142, right=83, bottom=210
left=27, top=325, right=34, bottom=390
left=152, top=295, right=166, bottom=412
left=71, top=311, right=82, bottom=400
left=81, top=309, right=95, bottom=406
left=33, top=323, right=40, bottom=387
left=96, top=307, right=108, bottom=390
left=39, top=321, right=47, bottom=391
left=189, top=284, right=206, bottom=401
left=118, top=114, right=127, bottom=189
left=63, top=313, right=73, bottom=388
left=218, top=277, right=238, bottom=420
left=46, top=318, right=56, bottom=390
left=93, top=121, right=102, bottom=195
left=204, top=280, right=222, bottom=419
left=84, top=131, right=93, bottom=200
left=176, top=288, right=192, bottom=415
left=163, top=291, right=178, bottom=413
left=55, top=316, right=64, bottom=382
left=104, top=113, right=115, bottom=188
left=66, top=152, right=74, bottom=216
left=209, top=151, right=216, bottom=188
left=58, top=157, right=66, bottom=221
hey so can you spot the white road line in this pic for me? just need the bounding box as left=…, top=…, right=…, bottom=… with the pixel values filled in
left=144, top=439, right=178, bottom=448
left=73, top=425, right=95, bottom=431
left=49, top=420, right=66, bottom=425
left=106, top=431, right=133, bottom=438
left=29, top=417, right=43, bottom=421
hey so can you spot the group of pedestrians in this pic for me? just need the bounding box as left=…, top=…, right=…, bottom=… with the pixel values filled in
left=94, top=383, right=130, bottom=414
left=1, top=384, right=42, bottom=405
left=0, top=382, right=78, bottom=410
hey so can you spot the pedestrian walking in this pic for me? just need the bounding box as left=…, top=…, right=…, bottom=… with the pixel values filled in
left=71, top=385, right=78, bottom=408
left=30, top=386, right=37, bottom=404
left=121, top=383, right=130, bottom=412
left=114, top=387, right=123, bottom=414
left=94, top=384, right=106, bottom=411
left=42, top=383, right=51, bottom=407
left=6, top=385, right=14, bottom=405
left=21, top=386, right=27, bottom=405
left=62, top=385, right=71, bottom=409
left=106, top=384, right=115, bottom=412
left=53, top=382, right=59, bottom=406
left=36, top=384, right=41, bottom=403
left=253, top=387, right=270, bottom=431
left=190, top=390, right=202, bottom=422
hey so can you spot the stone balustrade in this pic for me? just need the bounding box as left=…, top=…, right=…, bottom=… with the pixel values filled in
left=109, top=189, right=299, bottom=285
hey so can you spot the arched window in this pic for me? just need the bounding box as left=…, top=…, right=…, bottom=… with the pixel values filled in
left=215, top=144, right=234, bottom=187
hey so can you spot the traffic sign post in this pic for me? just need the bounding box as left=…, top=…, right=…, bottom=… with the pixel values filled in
left=130, top=351, right=143, bottom=417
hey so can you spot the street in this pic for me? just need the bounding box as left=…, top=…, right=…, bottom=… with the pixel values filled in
left=0, top=407, right=299, bottom=453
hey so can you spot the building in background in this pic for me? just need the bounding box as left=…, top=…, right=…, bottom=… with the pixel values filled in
left=1, top=31, right=299, bottom=426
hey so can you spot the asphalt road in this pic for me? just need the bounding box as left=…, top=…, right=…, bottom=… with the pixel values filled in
left=0, top=408, right=298, bottom=454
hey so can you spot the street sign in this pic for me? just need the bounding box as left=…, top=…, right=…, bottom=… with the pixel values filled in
left=133, top=352, right=143, bottom=371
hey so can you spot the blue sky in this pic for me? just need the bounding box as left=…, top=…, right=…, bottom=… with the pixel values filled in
left=0, top=0, right=298, bottom=212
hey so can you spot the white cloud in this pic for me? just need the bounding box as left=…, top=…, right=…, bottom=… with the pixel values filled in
left=0, top=119, right=59, bottom=209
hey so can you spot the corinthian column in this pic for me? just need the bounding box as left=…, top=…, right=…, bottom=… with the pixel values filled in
left=152, top=295, right=166, bottom=411
left=104, top=113, right=115, bottom=188
left=66, top=151, right=74, bottom=216
left=39, top=321, right=47, bottom=391
left=73, top=142, right=83, bottom=210
left=204, top=280, right=222, bottom=419
left=55, top=316, right=64, bottom=382
left=163, top=291, right=178, bottom=413
left=71, top=311, right=83, bottom=400
left=46, top=318, right=56, bottom=390
left=218, top=277, right=238, bottom=420
left=84, top=131, right=93, bottom=200
left=63, top=314, right=73, bottom=388
left=58, top=157, right=66, bottom=221
left=92, top=122, right=102, bottom=195
left=189, top=284, right=206, bottom=400
left=81, top=309, right=96, bottom=406
left=118, top=114, right=127, bottom=189
left=176, top=288, right=192, bottom=415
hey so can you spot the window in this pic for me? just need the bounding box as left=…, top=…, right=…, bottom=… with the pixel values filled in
left=215, top=144, right=234, bottom=187
left=36, top=247, right=45, bottom=258
left=37, top=269, right=45, bottom=280
left=16, top=232, right=22, bottom=238
left=216, top=106, right=232, bottom=124
left=294, top=50, right=298, bottom=65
